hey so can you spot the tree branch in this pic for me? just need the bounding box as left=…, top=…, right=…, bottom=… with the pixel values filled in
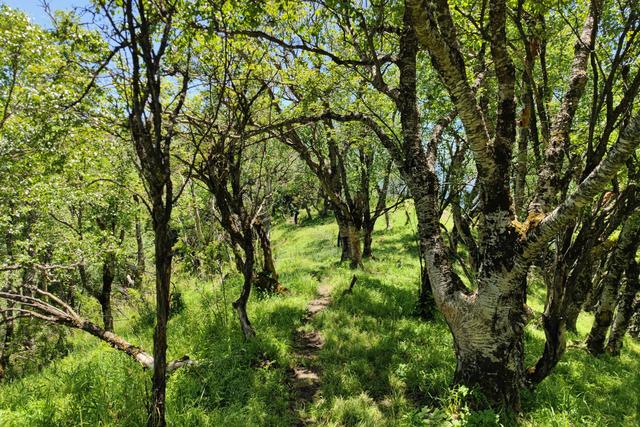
left=406, top=0, right=495, bottom=181
left=0, top=286, right=196, bottom=375
left=520, top=113, right=640, bottom=264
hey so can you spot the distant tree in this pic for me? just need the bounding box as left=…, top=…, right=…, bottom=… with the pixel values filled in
left=182, top=40, right=293, bottom=337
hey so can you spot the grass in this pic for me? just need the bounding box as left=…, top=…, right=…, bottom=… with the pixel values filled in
left=0, top=208, right=639, bottom=426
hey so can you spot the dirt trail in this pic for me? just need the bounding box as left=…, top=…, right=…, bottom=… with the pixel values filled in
left=289, top=282, right=333, bottom=425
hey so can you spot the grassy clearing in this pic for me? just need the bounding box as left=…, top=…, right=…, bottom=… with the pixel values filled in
left=0, top=209, right=638, bottom=426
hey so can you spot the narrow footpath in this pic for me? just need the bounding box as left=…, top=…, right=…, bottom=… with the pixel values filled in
left=289, top=280, right=333, bottom=425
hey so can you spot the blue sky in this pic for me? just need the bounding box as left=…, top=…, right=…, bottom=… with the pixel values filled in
left=2, top=0, right=87, bottom=26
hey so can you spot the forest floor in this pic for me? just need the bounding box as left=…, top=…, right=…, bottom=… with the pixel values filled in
left=0, top=208, right=639, bottom=426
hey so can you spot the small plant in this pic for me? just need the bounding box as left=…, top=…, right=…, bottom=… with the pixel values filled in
left=408, top=385, right=502, bottom=426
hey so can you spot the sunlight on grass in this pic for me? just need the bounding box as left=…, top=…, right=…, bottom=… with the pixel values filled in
left=0, top=208, right=638, bottom=426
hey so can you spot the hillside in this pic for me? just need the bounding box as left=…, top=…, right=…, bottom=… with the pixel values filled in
left=0, top=209, right=638, bottom=426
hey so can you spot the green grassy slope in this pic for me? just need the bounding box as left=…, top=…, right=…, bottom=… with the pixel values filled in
left=0, top=209, right=638, bottom=426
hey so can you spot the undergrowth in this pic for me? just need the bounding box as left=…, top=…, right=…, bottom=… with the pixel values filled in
left=0, top=209, right=638, bottom=426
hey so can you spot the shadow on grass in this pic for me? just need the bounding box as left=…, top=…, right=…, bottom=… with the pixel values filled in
left=309, top=271, right=456, bottom=424
left=522, top=319, right=640, bottom=425
left=274, top=214, right=335, bottom=234
left=369, top=230, right=420, bottom=260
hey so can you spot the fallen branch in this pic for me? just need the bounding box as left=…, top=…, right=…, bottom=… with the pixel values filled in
left=0, top=286, right=196, bottom=374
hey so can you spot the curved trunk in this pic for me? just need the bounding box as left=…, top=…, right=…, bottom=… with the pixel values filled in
left=527, top=254, right=569, bottom=386
left=585, top=276, right=618, bottom=354
left=527, top=299, right=565, bottom=385
left=564, top=262, right=595, bottom=332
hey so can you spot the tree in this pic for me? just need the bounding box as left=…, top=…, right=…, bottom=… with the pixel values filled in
left=0, top=4, right=106, bottom=378
left=262, top=56, right=400, bottom=267
left=212, top=0, right=640, bottom=408
left=84, top=1, right=192, bottom=424
left=0, top=3, right=196, bottom=424
left=404, top=0, right=639, bottom=407
left=182, top=36, right=296, bottom=337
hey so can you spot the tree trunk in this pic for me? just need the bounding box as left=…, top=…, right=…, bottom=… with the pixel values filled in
left=586, top=274, right=619, bottom=355
left=526, top=271, right=566, bottom=386
left=148, top=213, right=175, bottom=427
left=453, top=330, right=525, bottom=410
left=346, top=223, right=363, bottom=269
left=0, top=292, right=13, bottom=379
left=255, top=221, right=278, bottom=280
left=446, top=272, right=528, bottom=410
left=190, top=180, right=204, bottom=243
left=78, top=264, right=89, bottom=291
left=234, top=235, right=256, bottom=339
left=99, top=255, right=115, bottom=332
left=362, top=224, right=373, bottom=259
left=628, top=297, right=640, bottom=339
left=514, top=119, right=529, bottom=218
left=564, top=261, right=595, bottom=333
left=415, top=262, right=435, bottom=320
left=451, top=200, right=479, bottom=271
left=337, top=218, right=351, bottom=262
left=527, top=224, right=577, bottom=387
left=318, top=190, right=329, bottom=217
left=0, top=231, right=15, bottom=379
left=134, top=211, right=145, bottom=288
left=396, top=5, right=438, bottom=321
left=606, top=259, right=639, bottom=355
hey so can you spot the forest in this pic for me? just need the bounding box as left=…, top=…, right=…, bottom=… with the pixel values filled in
left=0, top=0, right=639, bottom=425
